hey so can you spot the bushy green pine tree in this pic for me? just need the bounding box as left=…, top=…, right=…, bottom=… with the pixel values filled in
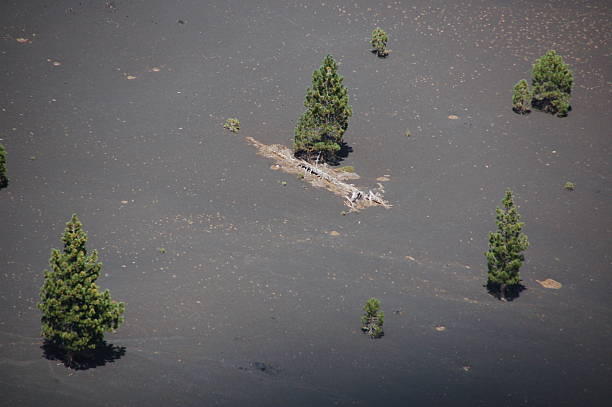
left=39, top=214, right=124, bottom=356
left=0, top=143, right=7, bottom=188
left=512, top=79, right=532, bottom=114
left=294, top=55, right=352, bottom=161
left=485, top=189, right=529, bottom=300
left=371, top=28, right=389, bottom=57
left=361, top=298, right=384, bottom=338
left=531, top=50, right=573, bottom=117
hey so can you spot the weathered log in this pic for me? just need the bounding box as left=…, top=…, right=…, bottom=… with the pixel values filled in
left=245, top=137, right=390, bottom=210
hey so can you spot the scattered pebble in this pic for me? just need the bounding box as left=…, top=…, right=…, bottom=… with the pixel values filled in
left=328, top=230, right=341, bottom=236
left=435, top=325, right=446, bottom=332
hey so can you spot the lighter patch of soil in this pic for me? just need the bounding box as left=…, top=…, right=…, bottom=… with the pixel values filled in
left=536, top=279, right=562, bottom=289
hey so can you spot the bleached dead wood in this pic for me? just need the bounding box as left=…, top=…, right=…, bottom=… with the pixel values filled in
left=245, top=136, right=390, bottom=210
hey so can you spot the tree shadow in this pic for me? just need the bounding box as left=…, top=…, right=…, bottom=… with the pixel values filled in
left=328, top=142, right=353, bottom=166
left=486, top=282, right=526, bottom=302
left=372, top=50, right=390, bottom=58
left=41, top=340, right=126, bottom=370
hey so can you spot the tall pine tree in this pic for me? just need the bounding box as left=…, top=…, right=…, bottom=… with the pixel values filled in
left=485, top=189, right=529, bottom=300
left=0, top=143, right=7, bottom=188
left=39, top=214, right=124, bottom=357
left=531, top=50, right=573, bottom=117
left=294, top=55, right=352, bottom=162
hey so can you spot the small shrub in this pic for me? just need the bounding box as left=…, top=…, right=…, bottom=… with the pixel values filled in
left=223, top=118, right=240, bottom=132
left=361, top=298, right=384, bottom=338
left=531, top=50, right=573, bottom=117
left=564, top=181, right=575, bottom=191
left=371, top=28, right=389, bottom=57
left=512, top=79, right=532, bottom=114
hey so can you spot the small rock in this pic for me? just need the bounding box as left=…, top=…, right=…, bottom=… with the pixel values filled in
left=435, top=325, right=446, bottom=332
left=328, top=230, right=341, bottom=236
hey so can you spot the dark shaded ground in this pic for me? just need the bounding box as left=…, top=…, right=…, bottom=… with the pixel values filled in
left=1, top=0, right=611, bottom=406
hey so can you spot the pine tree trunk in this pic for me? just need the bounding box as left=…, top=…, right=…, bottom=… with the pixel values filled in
left=500, top=283, right=507, bottom=301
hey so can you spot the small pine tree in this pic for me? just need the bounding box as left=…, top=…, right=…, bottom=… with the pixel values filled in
left=361, top=298, right=384, bottom=338
left=371, top=28, right=389, bottom=57
left=512, top=79, right=532, bottom=114
left=0, top=143, right=7, bottom=188
left=294, top=55, right=352, bottom=162
left=39, top=214, right=125, bottom=357
left=531, top=50, right=573, bottom=117
left=485, top=189, right=529, bottom=300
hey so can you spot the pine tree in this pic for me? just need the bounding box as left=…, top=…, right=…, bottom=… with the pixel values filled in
left=0, top=143, right=7, bottom=188
left=361, top=298, right=384, bottom=338
left=531, top=50, right=573, bottom=117
left=39, top=214, right=125, bottom=357
left=294, top=55, right=352, bottom=162
left=371, top=28, right=389, bottom=57
left=485, top=189, right=529, bottom=300
left=512, top=79, right=532, bottom=114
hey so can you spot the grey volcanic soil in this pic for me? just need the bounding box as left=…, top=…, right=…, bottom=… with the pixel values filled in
left=1, top=0, right=611, bottom=406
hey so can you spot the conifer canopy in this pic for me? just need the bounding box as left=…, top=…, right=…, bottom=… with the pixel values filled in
left=485, top=189, right=529, bottom=299
left=531, top=50, right=573, bottom=117
left=39, top=214, right=125, bottom=353
left=294, top=55, right=352, bottom=161
left=512, top=79, right=532, bottom=114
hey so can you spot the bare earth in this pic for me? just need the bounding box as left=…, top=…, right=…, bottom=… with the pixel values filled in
left=0, top=1, right=611, bottom=406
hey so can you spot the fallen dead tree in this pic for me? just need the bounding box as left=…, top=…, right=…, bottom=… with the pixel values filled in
left=246, top=136, right=390, bottom=210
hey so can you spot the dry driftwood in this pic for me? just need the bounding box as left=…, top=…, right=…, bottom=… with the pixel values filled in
left=245, top=137, right=390, bottom=210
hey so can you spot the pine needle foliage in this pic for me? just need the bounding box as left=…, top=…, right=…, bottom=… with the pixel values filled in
left=294, top=55, right=352, bottom=162
left=531, top=50, right=573, bottom=117
left=371, top=28, right=389, bottom=57
left=0, top=143, right=7, bottom=188
left=512, top=79, right=532, bottom=114
left=485, top=190, right=529, bottom=300
left=39, top=214, right=125, bottom=354
left=361, top=298, right=384, bottom=338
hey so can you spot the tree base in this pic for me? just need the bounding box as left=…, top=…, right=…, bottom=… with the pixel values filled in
left=486, top=281, right=525, bottom=302
left=41, top=340, right=126, bottom=370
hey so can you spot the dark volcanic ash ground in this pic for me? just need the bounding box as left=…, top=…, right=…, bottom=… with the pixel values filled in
left=1, top=1, right=611, bottom=406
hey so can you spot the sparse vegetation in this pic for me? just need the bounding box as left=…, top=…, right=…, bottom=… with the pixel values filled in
left=39, top=214, right=125, bottom=358
left=223, top=118, right=240, bottom=132
left=485, top=189, right=529, bottom=300
left=512, top=79, right=532, bottom=114
left=0, top=143, right=7, bottom=188
left=337, top=165, right=355, bottom=173
left=361, top=298, right=384, bottom=338
left=371, top=28, right=389, bottom=57
left=531, top=50, right=573, bottom=117
left=294, top=55, right=352, bottom=162
left=564, top=181, right=576, bottom=191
